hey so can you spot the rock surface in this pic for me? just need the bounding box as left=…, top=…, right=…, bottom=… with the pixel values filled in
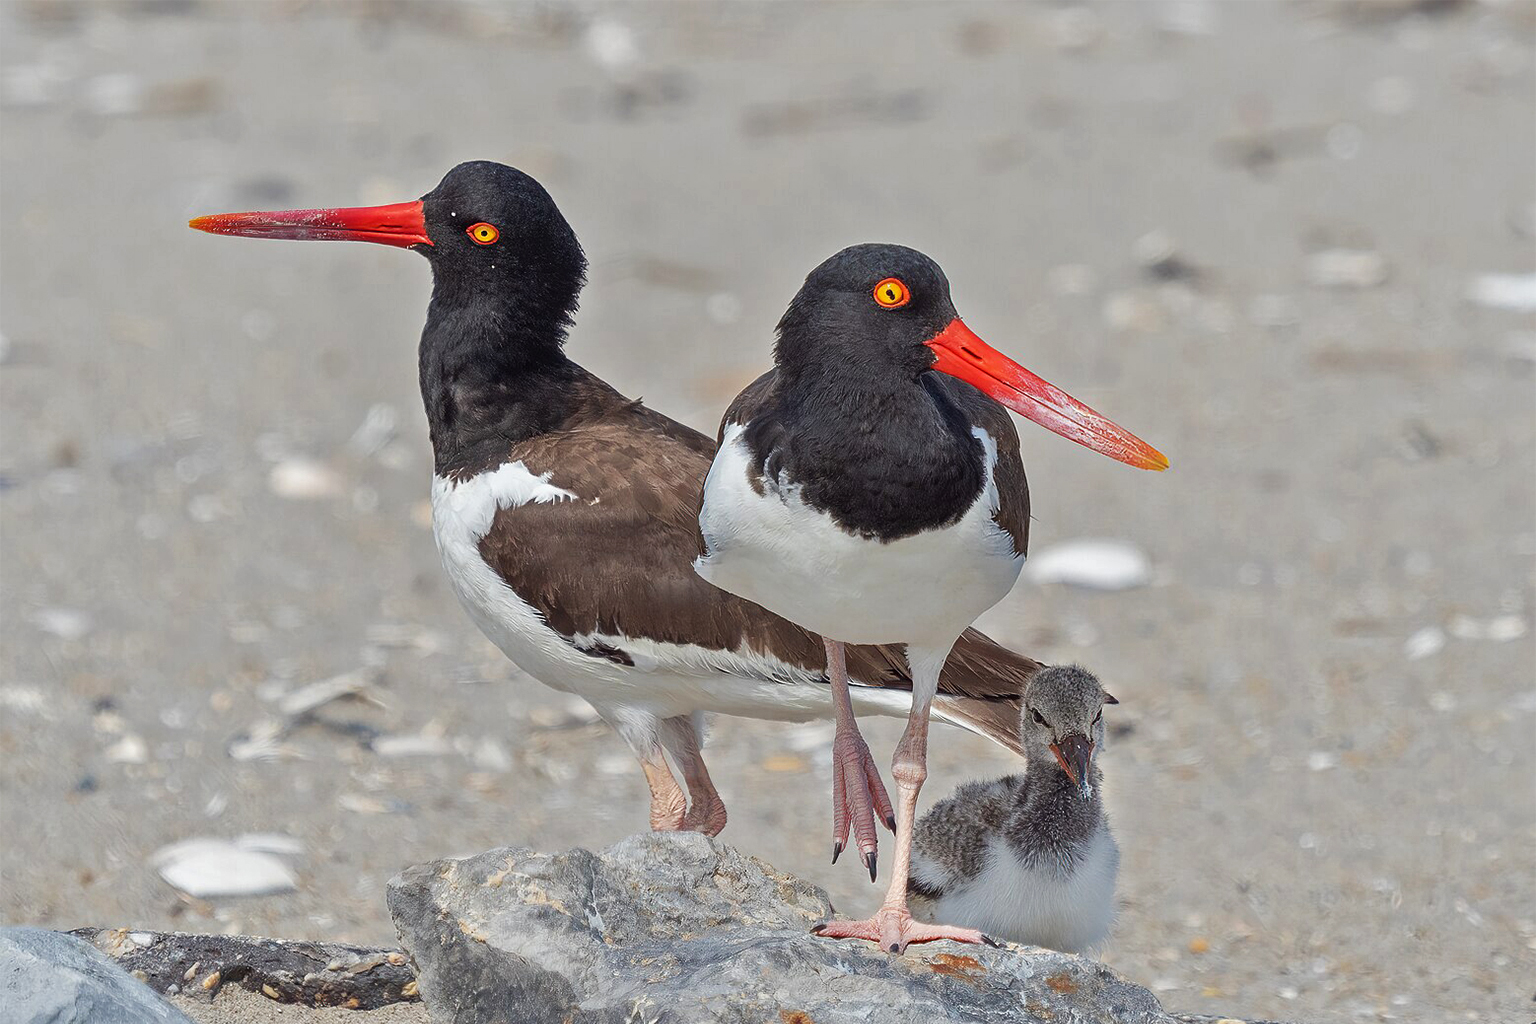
left=0, top=925, right=195, bottom=1024
left=71, top=927, right=419, bottom=1009
left=387, top=833, right=1223, bottom=1024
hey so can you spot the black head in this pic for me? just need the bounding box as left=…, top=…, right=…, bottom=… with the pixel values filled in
left=418, top=161, right=586, bottom=317
left=765, top=242, right=1169, bottom=470
left=775, top=243, right=959, bottom=383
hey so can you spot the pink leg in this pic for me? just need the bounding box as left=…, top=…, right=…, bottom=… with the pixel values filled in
left=814, top=693, right=994, bottom=953
left=662, top=715, right=728, bottom=837
left=825, top=639, right=895, bottom=879
left=640, top=756, right=687, bottom=832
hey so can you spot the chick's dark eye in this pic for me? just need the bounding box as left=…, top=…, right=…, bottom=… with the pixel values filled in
left=1031, top=709, right=1047, bottom=726
left=1093, top=710, right=1102, bottom=724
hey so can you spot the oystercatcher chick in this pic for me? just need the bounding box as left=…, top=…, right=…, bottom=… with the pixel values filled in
left=908, top=665, right=1120, bottom=953
left=191, top=164, right=1051, bottom=843
left=695, top=243, right=1165, bottom=951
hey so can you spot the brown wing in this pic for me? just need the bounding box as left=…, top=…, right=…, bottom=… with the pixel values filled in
left=475, top=399, right=1041, bottom=716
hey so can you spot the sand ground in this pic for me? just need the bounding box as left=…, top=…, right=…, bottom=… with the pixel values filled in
left=3, top=3, right=1534, bottom=1022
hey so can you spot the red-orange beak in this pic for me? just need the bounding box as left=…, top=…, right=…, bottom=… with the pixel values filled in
left=925, top=319, right=1168, bottom=471
left=189, top=200, right=432, bottom=249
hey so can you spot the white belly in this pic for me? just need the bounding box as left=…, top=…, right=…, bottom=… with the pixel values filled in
left=695, top=424, right=1023, bottom=648
left=916, top=825, right=1120, bottom=954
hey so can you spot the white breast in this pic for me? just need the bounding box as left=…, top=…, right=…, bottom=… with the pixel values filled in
left=914, top=825, right=1120, bottom=954
left=431, top=464, right=614, bottom=696
left=695, top=423, right=1024, bottom=648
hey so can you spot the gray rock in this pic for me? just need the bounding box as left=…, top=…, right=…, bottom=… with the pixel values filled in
left=0, top=925, right=195, bottom=1024
left=386, top=832, right=1179, bottom=1024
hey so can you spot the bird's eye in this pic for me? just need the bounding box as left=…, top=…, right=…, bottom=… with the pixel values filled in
left=1093, top=710, right=1102, bottom=724
left=873, top=277, right=910, bottom=309
left=1031, top=709, right=1048, bottom=726
left=466, top=222, right=499, bottom=245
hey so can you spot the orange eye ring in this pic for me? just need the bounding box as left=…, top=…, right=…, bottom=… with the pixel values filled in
left=467, top=222, right=499, bottom=245
left=873, top=277, right=910, bottom=308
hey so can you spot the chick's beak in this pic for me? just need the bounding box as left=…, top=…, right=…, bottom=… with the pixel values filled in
left=1050, top=734, right=1096, bottom=799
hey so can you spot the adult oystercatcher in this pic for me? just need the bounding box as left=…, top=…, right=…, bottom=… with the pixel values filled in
left=695, top=243, right=1165, bottom=951
left=190, top=162, right=1044, bottom=844
left=908, top=665, right=1120, bottom=953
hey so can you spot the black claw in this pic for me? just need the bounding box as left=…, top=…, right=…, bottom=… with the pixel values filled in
left=981, top=934, right=1003, bottom=948
left=811, top=922, right=828, bottom=935
left=888, top=942, right=901, bottom=953
left=832, top=841, right=843, bottom=864
left=865, top=851, right=878, bottom=882
left=884, top=813, right=897, bottom=832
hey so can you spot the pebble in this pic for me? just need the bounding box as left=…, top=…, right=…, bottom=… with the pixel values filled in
left=268, top=458, right=344, bottom=500
left=1023, top=540, right=1152, bottom=591
left=585, top=18, right=638, bottom=72
left=105, top=734, right=149, bottom=764
left=32, top=607, right=92, bottom=640
left=1307, top=751, right=1338, bottom=772
left=1403, top=626, right=1446, bottom=661
left=372, top=733, right=453, bottom=758
left=1305, top=249, right=1389, bottom=289
left=1448, top=614, right=1527, bottom=642
left=152, top=836, right=300, bottom=898
left=1467, top=273, right=1536, bottom=313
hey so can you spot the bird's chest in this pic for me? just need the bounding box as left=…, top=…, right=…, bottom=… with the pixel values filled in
left=954, top=826, right=1119, bottom=952
left=430, top=465, right=611, bottom=690
left=696, top=424, right=1023, bottom=646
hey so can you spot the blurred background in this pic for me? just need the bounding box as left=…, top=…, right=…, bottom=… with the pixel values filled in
left=2, top=2, right=1533, bottom=1022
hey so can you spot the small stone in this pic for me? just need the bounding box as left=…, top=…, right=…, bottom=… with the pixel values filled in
left=105, top=735, right=149, bottom=765
left=1449, top=614, right=1528, bottom=642
left=1307, top=751, right=1338, bottom=772
left=32, top=607, right=92, bottom=641
left=1188, top=936, right=1210, bottom=954
left=1024, top=540, right=1152, bottom=591
left=1468, top=273, right=1536, bottom=313
left=1305, top=249, right=1389, bottom=289
left=585, top=18, right=638, bottom=72
left=760, top=754, right=807, bottom=773
left=372, top=733, right=453, bottom=758
left=268, top=458, right=343, bottom=500
left=1404, top=626, right=1446, bottom=661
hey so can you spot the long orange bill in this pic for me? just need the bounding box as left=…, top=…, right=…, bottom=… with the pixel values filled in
left=189, top=200, right=431, bottom=249
left=925, top=318, right=1168, bottom=471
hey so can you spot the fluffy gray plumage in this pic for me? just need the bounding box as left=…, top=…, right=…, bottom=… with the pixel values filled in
left=908, top=664, right=1120, bottom=952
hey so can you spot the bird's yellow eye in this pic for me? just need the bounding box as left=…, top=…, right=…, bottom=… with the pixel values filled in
left=873, top=277, right=910, bottom=308
left=467, top=222, right=499, bottom=245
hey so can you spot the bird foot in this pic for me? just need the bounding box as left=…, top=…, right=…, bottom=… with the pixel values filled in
left=680, top=794, right=727, bottom=837
left=831, top=725, right=895, bottom=877
left=813, top=907, right=996, bottom=955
